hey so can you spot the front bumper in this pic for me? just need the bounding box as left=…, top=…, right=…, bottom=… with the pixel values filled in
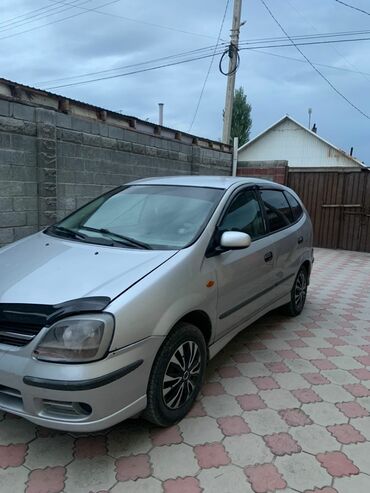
left=0, top=336, right=163, bottom=431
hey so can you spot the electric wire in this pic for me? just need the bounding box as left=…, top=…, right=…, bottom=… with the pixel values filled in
left=250, top=49, right=370, bottom=78
left=27, top=28, right=370, bottom=86
left=38, top=43, right=227, bottom=86
left=333, top=0, right=370, bottom=17
left=0, top=0, right=121, bottom=41
left=0, top=0, right=92, bottom=33
left=0, top=0, right=83, bottom=28
left=45, top=49, right=227, bottom=90
left=219, top=43, right=240, bottom=76
left=43, top=34, right=370, bottom=90
left=47, top=0, right=220, bottom=41
left=188, top=0, right=230, bottom=132
left=258, top=0, right=370, bottom=120
left=239, top=28, right=370, bottom=45
left=286, top=0, right=370, bottom=84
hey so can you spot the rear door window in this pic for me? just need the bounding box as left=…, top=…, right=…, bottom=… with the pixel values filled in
left=284, top=191, right=304, bottom=222
left=260, top=190, right=293, bottom=232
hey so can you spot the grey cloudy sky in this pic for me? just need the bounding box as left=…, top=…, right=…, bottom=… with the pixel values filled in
left=2, top=0, right=370, bottom=164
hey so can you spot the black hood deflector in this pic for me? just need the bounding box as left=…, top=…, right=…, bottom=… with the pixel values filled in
left=0, top=297, right=111, bottom=328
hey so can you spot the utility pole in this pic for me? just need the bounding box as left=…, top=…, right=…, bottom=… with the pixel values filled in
left=222, top=0, right=243, bottom=144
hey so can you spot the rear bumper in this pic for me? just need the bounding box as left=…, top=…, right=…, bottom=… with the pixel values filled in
left=0, top=336, right=163, bottom=431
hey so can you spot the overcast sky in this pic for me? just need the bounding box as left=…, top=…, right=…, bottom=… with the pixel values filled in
left=2, top=0, right=370, bottom=164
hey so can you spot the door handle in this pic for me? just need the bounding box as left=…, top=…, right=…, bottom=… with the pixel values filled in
left=298, top=236, right=304, bottom=244
left=264, top=251, right=273, bottom=262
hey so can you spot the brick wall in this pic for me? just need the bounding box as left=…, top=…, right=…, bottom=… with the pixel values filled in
left=237, top=160, right=288, bottom=185
left=0, top=99, right=232, bottom=247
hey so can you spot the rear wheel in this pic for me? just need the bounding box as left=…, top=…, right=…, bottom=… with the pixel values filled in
left=143, top=322, right=207, bottom=427
left=283, top=266, right=308, bottom=316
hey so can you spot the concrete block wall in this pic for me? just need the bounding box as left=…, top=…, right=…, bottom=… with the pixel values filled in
left=0, top=98, right=232, bottom=247
left=55, top=118, right=231, bottom=220
left=0, top=103, right=38, bottom=245
left=237, top=160, right=288, bottom=185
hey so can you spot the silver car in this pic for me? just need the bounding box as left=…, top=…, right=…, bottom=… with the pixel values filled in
left=0, top=176, right=313, bottom=431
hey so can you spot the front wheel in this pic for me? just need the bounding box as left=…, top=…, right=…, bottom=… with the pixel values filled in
left=143, top=322, right=207, bottom=427
left=283, top=266, right=308, bottom=317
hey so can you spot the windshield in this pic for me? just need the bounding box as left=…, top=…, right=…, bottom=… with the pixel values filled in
left=47, top=185, right=224, bottom=250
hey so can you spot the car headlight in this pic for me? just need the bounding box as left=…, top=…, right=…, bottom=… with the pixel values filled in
left=33, top=313, right=114, bottom=363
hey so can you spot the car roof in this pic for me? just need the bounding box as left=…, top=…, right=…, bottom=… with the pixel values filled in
left=127, top=175, right=280, bottom=189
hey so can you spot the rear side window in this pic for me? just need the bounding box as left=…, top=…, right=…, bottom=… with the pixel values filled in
left=260, top=190, right=293, bottom=232
left=284, top=191, right=303, bottom=222
left=219, top=189, right=265, bottom=239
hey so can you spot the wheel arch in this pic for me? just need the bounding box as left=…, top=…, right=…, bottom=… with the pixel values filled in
left=301, top=259, right=312, bottom=284
left=176, top=310, right=213, bottom=346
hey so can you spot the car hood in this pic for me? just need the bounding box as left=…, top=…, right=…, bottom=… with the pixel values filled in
left=0, top=233, right=178, bottom=305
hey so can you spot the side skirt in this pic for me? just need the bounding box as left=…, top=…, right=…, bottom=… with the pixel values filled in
left=208, top=292, right=291, bottom=360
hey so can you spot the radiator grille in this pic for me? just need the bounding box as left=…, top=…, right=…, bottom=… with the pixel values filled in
left=0, top=321, right=43, bottom=347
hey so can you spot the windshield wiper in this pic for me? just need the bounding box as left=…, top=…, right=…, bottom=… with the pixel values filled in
left=80, top=226, right=152, bottom=250
left=49, top=226, right=88, bottom=240
left=47, top=226, right=115, bottom=246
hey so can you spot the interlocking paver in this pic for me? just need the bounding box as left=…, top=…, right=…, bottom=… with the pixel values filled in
left=149, top=443, right=198, bottom=481
left=243, top=408, right=289, bottom=435
left=316, top=451, right=359, bottom=478
left=327, top=424, right=366, bottom=444
left=343, top=442, right=370, bottom=474
left=302, top=402, right=348, bottom=426
left=179, top=416, right=223, bottom=446
left=334, top=473, right=370, bottom=493
left=65, top=457, right=116, bottom=493
left=275, top=452, right=331, bottom=491
left=25, top=435, right=74, bottom=469
left=259, top=389, right=300, bottom=410
left=245, top=463, right=287, bottom=493
left=198, top=465, right=254, bottom=493
left=0, top=248, right=368, bottom=492
left=290, top=424, right=339, bottom=454
left=224, top=433, right=273, bottom=466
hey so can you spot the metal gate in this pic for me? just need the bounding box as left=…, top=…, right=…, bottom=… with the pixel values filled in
left=287, top=168, right=370, bottom=253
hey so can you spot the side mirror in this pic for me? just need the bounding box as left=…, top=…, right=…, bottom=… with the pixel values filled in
left=220, top=231, right=251, bottom=250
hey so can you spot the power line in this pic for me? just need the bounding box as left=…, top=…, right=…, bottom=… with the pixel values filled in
left=188, top=0, right=230, bottom=132
left=286, top=0, right=370, bottom=84
left=0, top=0, right=80, bottom=28
left=0, top=0, right=91, bottom=33
left=258, top=0, right=370, bottom=120
left=47, top=0, right=220, bottom=41
left=45, top=50, right=227, bottom=90
left=37, top=29, right=370, bottom=87
left=42, top=34, right=370, bottom=90
left=240, top=28, right=370, bottom=45
left=239, top=36, right=370, bottom=49
left=0, top=0, right=120, bottom=41
left=333, top=0, right=370, bottom=17
left=38, top=43, right=225, bottom=86
left=250, top=48, right=370, bottom=78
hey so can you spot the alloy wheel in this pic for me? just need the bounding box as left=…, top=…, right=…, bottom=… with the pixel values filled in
left=294, top=270, right=307, bottom=310
left=162, top=340, right=201, bottom=410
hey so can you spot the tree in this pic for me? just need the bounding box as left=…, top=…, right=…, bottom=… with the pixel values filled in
left=231, top=87, right=252, bottom=146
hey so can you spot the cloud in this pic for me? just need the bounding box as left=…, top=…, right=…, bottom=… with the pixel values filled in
left=1, top=0, right=370, bottom=163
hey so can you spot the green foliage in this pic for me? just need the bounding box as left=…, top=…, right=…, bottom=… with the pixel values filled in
left=231, top=87, right=252, bottom=146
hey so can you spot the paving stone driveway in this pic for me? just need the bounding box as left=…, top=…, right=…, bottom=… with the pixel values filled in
left=0, top=247, right=370, bottom=493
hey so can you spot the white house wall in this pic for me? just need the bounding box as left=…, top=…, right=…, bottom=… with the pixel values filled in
left=238, top=119, right=359, bottom=168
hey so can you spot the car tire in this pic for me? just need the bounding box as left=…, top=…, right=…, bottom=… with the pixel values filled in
left=143, top=322, right=207, bottom=427
left=282, top=266, right=308, bottom=317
